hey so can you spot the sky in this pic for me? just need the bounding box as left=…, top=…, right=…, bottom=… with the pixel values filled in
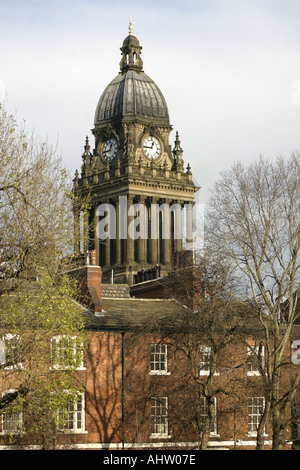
left=1, top=0, right=300, bottom=204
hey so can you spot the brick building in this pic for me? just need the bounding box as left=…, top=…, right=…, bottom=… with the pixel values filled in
left=1, top=23, right=299, bottom=452
left=1, top=252, right=299, bottom=450
left=71, top=260, right=298, bottom=451
left=66, top=259, right=300, bottom=451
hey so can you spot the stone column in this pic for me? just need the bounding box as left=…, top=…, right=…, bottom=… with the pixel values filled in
left=105, top=229, right=111, bottom=268
left=150, top=197, right=159, bottom=265
left=100, top=199, right=110, bottom=268
left=162, top=199, right=171, bottom=266
left=94, top=204, right=100, bottom=266
left=185, top=201, right=194, bottom=245
left=115, top=198, right=121, bottom=265
left=175, top=201, right=183, bottom=252
left=138, top=196, right=147, bottom=265
left=126, top=195, right=134, bottom=264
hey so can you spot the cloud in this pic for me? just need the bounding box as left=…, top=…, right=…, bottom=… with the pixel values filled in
left=1, top=0, right=300, bottom=203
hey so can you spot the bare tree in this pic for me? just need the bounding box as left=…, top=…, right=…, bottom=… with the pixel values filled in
left=0, top=102, right=86, bottom=448
left=206, top=154, right=300, bottom=449
left=135, top=261, right=260, bottom=450
left=0, top=102, right=75, bottom=284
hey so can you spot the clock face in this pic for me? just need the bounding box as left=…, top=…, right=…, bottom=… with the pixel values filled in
left=143, top=136, right=161, bottom=159
left=102, top=138, right=118, bottom=161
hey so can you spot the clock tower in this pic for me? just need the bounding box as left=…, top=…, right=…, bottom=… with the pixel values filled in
left=73, top=21, right=199, bottom=284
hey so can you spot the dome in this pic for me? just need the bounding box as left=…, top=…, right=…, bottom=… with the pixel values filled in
left=122, top=34, right=140, bottom=48
left=94, top=22, right=170, bottom=127
left=94, top=70, right=170, bottom=126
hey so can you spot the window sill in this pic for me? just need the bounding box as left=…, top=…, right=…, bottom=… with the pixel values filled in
left=58, top=430, right=88, bottom=434
left=50, top=366, right=86, bottom=371
left=199, top=372, right=220, bottom=376
left=0, top=431, right=23, bottom=436
left=1, top=364, right=24, bottom=370
left=150, top=434, right=172, bottom=439
left=149, top=371, right=171, bottom=376
left=247, top=432, right=268, bottom=437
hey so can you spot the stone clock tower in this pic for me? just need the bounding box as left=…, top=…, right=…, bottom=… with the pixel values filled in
left=73, top=21, right=199, bottom=284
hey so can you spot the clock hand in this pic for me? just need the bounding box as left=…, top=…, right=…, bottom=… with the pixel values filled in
left=103, top=143, right=112, bottom=154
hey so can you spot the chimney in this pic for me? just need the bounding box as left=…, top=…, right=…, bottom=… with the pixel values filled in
left=67, top=250, right=103, bottom=316
left=86, top=250, right=102, bottom=316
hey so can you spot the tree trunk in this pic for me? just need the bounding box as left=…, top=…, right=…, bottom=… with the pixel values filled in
left=272, top=409, right=286, bottom=450
left=200, top=427, right=210, bottom=450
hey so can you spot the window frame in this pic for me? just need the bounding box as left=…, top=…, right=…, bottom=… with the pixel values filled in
left=149, top=343, right=170, bottom=376
left=247, top=344, right=265, bottom=376
left=199, top=394, right=218, bottom=435
left=0, top=334, right=23, bottom=370
left=248, top=396, right=265, bottom=435
left=150, top=397, right=170, bottom=438
left=55, top=391, right=86, bottom=434
left=0, top=389, right=23, bottom=435
left=50, top=335, right=85, bottom=370
left=199, top=345, right=219, bottom=376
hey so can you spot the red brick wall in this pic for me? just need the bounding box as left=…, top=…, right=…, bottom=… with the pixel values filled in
left=80, top=331, right=296, bottom=449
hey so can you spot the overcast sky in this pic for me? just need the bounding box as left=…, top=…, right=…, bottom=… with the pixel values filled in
left=1, top=0, right=300, bottom=203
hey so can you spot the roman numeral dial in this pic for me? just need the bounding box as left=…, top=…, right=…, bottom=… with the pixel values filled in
left=142, top=136, right=161, bottom=159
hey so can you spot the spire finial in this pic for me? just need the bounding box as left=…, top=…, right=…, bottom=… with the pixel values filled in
left=129, top=17, right=133, bottom=35
left=120, top=19, right=143, bottom=72
left=172, top=130, right=184, bottom=170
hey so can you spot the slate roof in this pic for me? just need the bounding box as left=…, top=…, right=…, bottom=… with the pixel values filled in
left=80, top=279, right=270, bottom=337
left=82, top=297, right=179, bottom=332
